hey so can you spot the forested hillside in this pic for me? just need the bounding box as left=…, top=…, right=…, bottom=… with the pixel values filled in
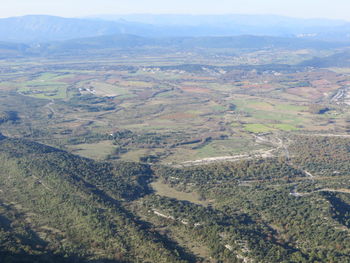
left=0, top=137, right=186, bottom=263
left=0, top=135, right=349, bottom=262
left=147, top=136, right=350, bottom=262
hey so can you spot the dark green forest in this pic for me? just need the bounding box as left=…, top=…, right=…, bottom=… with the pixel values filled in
left=0, top=135, right=349, bottom=262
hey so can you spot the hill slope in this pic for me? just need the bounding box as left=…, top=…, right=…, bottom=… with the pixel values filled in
left=0, top=137, right=185, bottom=262
left=0, top=135, right=349, bottom=262
left=300, top=51, right=350, bottom=67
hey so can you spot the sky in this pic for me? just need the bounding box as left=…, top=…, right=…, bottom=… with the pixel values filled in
left=1, top=0, right=350, bottom=21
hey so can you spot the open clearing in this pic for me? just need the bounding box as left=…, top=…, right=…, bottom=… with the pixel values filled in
left=151, top=180, right=210, bottom=206
left=67, top=141, right=115, bottom=160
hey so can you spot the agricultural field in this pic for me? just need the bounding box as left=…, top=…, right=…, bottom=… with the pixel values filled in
left=0, top=49, right=349, bottom=165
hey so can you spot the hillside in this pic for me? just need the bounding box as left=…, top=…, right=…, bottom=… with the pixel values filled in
left=0, top=42, right=29, bottom=58
left=300, top=51, right=350, bottom=67
left=0, top=135, right=349, bottom=262
left=0, top=136, right=185, bottom=262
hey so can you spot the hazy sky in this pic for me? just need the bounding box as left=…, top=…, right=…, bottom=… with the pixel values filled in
left=1, top=0, right=350, bottom=21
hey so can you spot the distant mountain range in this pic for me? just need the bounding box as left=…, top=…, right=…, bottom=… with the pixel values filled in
left=0, top=14, right=350, bottom=43
left=0, top=15, right=155, bottom=43
left=90, top=14, right=350, bottom=40
left=0, top=14, right=349, bottom=60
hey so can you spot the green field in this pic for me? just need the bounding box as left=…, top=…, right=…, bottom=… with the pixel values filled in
left=67, top=141, right=115, bottom=160
left=271, top=123, right=298, bottom=131
left=17, top=73, right=69, bottom=99
left=244, top=123, right=274, bottom=133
